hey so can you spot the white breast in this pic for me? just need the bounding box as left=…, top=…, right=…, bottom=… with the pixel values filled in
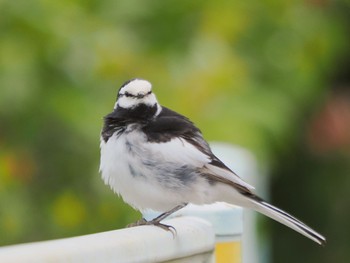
left=99, top=127, right=216, bottom=212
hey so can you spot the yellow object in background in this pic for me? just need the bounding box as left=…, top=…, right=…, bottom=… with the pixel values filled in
left=216, top=241, right=241, bottom=263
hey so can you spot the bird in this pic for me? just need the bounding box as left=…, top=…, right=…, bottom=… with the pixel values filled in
left=99, top=78, right=326, bottom=245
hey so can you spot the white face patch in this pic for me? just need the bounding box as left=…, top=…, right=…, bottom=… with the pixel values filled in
left=115, top=79, right=159, bottom=110
left=119, top=79, right=152, bottom=97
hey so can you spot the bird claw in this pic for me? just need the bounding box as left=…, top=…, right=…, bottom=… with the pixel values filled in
left=151, top=221, right=177, bottom=237
left=127, top=218, right=177, bottom=237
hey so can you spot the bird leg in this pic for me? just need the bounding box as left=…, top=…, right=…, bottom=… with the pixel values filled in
left=127, top=203, right=188, bottom=234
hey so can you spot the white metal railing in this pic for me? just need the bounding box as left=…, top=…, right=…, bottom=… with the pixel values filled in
left=0, top=217, right=215, bottom=263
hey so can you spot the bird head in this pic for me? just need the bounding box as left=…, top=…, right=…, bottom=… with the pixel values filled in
left=113, top=79, right=162, bottom=121
left=115, top=79, right=159, bottom=110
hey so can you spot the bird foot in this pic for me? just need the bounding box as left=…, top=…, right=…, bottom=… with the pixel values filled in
left=127, top=218, right=148, bottom=228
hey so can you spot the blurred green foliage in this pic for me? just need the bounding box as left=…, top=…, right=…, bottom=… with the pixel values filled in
left=1, top=0, right=349, bottom=262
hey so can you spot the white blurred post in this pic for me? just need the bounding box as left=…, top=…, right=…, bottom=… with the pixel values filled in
left=211, top=142, right=270, bottom=263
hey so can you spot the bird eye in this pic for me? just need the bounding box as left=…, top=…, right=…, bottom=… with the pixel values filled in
left=124, top=92, right=133, bottom=97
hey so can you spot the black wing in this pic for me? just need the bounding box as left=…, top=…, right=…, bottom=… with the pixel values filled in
left=142, top=107, right=201, bottom=142
left=142, top=106, right=254, bottom=193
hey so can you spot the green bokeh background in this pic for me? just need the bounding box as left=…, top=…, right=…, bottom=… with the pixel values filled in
left=1, top=0, right=349, bottom=262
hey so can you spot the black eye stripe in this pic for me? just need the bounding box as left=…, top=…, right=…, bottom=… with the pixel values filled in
left=119, top=90, right=152, bottom=98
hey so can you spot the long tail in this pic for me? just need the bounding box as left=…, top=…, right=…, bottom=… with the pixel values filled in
left=246, top=195, right=326, bottom=245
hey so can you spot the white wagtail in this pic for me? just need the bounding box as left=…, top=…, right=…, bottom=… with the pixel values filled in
left=99, top=78, right=326, bottom=245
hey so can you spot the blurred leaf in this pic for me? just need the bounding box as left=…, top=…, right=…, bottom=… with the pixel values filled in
left=52, top=191, right=87, bottom=228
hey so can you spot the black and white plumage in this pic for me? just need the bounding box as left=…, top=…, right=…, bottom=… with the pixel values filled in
left=99, top=78, right=326, bottom=245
